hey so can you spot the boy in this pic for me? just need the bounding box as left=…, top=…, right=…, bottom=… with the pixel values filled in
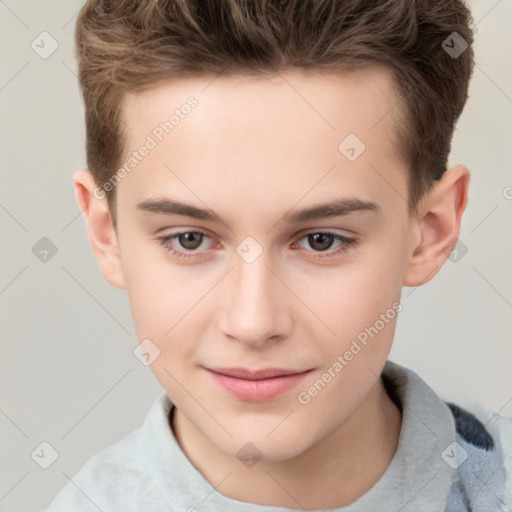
left=41, top=0, right=511, bottom=510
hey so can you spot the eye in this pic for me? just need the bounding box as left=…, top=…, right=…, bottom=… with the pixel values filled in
left=295, top=231, right=358, bottom=258
left=157, top=231, right=212, bottom=258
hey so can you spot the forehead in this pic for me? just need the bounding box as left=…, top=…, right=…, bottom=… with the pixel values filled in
left=117, top=65, right=407, bottom=221
left=122, top=64, right=403, bottom=143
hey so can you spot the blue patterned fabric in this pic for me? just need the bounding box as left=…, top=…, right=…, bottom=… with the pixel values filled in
left=445, top=403, right=508, bottom=511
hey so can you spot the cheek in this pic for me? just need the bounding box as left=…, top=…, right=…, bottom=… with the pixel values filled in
left=294, top=268, right=402, bottom=428
left=303, top=257, right=403, bottom=336
left=121, top=241, right=204, bottom=341
left=294, top=243, right=404, bottom=374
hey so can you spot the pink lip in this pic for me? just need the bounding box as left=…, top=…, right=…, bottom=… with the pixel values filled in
left=205, top=367, right=312, bottom=402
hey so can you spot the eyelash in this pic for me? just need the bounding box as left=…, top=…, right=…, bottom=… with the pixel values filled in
left=156, top=230, right=358, bottom=260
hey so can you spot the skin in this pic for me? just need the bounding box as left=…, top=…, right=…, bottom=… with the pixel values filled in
left=74, top=65, right=469, bottom=508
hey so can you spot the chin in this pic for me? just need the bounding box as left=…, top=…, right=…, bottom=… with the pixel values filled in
left=216, top=424, right=314, bottom=464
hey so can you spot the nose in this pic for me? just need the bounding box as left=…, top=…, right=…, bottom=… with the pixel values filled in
left=218, top=247, right=293, bottom=348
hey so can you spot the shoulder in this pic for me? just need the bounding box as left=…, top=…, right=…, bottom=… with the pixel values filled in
left=39, top=392, right=173, bottom=511
left=445, top=401, right=497, bottom=450
left=40, top=426, right=164, bottom=511
left=444, top=400, right=512, bottom=507
left=445, top=400, right=512, bottom=452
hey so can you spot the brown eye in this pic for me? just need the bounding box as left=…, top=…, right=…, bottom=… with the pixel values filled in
left=177, top=232, right=204, bottom=250
left=307, top=233, right=335, bottom=251
left=157, top=230, right=212, bottom=258
left=295, top=231, right=358, bottom=259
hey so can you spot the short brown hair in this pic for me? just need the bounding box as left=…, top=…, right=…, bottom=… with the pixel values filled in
left=74, top=0, right=475, bottom=225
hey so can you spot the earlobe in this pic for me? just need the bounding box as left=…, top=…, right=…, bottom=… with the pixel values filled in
left=402, top=165, right=470, bottom=287
left=73, top=170, right=127, bottom=290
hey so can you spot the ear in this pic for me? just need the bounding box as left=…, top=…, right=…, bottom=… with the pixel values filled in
left=73, top=169, right=126, bottom=290
left=403, top=165, right=470, bottom=287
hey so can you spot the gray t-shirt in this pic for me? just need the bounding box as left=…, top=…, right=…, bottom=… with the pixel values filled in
left=40, top=360, right=511, bottom=511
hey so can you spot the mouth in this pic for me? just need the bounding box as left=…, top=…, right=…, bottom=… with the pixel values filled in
left=205, top=367, right=313, bottom=402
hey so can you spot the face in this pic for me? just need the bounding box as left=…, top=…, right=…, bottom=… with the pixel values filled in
left=114, top=66, right=414, bottom=462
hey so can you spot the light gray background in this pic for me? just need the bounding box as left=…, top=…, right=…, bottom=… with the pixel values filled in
left=1, top=1, right=511, bottom=511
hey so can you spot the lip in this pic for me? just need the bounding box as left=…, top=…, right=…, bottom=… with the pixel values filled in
left=205, top=367, right=312, bottom=402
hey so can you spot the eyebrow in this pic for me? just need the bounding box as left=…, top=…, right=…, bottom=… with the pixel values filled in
left=136, top=197, right=381, bottom=225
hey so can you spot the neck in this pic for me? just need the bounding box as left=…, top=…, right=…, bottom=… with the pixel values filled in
left=172, top=376, right=402, bottom=509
